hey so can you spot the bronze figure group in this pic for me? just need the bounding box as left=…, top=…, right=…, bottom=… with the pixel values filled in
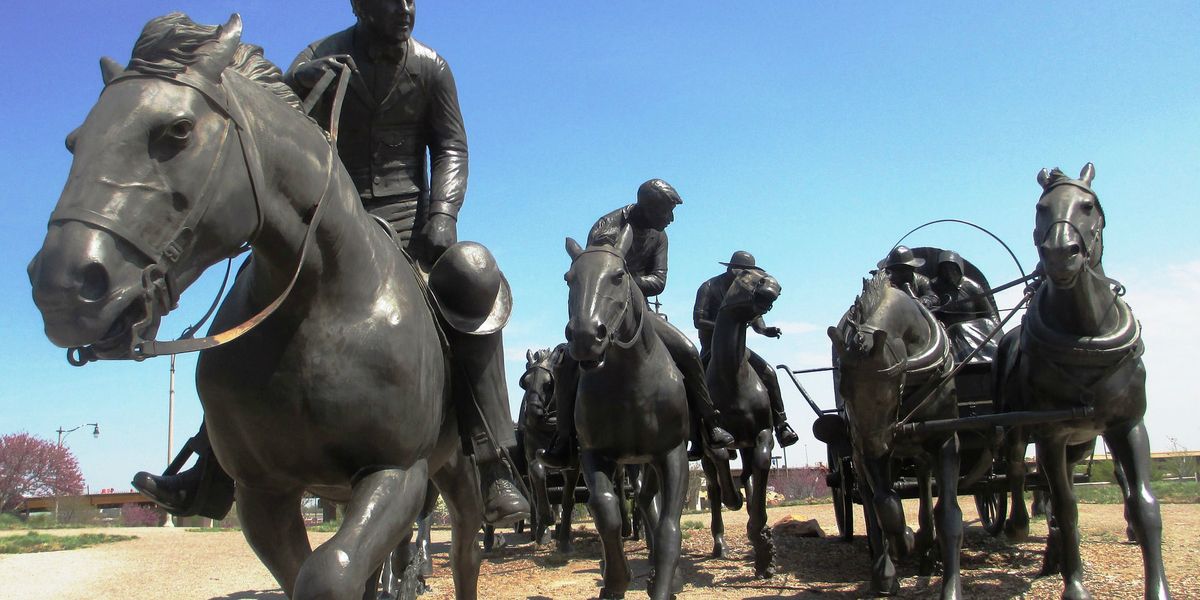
left=25, top=3, right=1173, bottom=600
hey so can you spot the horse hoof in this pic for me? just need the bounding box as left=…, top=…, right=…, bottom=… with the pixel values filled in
left=1062, top=581, right=1093, bottom=600
left=756, top=565, right=775, bottom=579
left=1004, top=521, right=1030, bottom=542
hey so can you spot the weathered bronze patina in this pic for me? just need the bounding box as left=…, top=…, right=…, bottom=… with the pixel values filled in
left=994, top=163, right=1170, bottom=600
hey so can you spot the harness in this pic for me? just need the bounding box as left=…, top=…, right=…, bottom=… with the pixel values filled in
left=61, top=61, right=354, bottom=365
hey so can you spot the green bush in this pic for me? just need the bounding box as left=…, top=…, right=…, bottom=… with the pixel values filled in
left=0, top=513, right=24, bottom=530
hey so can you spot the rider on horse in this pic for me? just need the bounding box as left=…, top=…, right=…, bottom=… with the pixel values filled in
left=879, top=245, right=938, bottom=307
left=928, top=250, right=1002, bottom=362
left=693, top=251, right=799, bottom=449
left=540, top=179, right=736, bottom=468
left=133, top=0, right=531, bottom=526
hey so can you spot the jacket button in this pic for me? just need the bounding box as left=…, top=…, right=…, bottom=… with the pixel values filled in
left=373, top=176, right=382, bottom=184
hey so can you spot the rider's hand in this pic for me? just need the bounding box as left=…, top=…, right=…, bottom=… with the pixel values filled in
left=292, top=55, right=358, bottom=89
left=421, top=213, right=458, bottom=264
left=762, top=326, right=782, bottom=339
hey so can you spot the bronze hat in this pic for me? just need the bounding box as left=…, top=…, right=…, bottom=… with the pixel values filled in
left=428, top=242, right=512, bottom=335
left=719, top=250, right=760, bottom=270
left=877, top=245, right=925, bottom=270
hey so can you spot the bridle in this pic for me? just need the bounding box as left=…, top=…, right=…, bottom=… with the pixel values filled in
left=59, top=62, right=352, bottom=365
left=571, top=247, right=644, bottom=350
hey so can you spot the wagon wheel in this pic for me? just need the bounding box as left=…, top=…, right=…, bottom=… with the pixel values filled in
left=827, top=446, right=854, bottom=542
left=974, top=490, right=1007, bottom=536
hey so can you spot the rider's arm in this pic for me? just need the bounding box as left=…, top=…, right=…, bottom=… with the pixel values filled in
left=693, top=280, right=716, bottom=331
left=425, top=54, right=469, bottom=221
left=635, top=235, right=668, bottom=297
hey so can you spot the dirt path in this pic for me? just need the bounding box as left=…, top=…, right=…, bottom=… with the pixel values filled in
left=2, top=501, right=1197, bottom=599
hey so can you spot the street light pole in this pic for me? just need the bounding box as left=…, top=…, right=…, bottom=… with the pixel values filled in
left=56, top=423, right=99, bottom=446
left=168, top=355, right=176, bottom=465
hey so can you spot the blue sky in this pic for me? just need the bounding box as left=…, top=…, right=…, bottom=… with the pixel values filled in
left=3, top=2, right=1198, bottom=490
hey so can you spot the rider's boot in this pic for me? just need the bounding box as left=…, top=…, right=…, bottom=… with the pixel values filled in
left=538, top=351, right=580, bottom=470
left=131, top=425, right=235, bottom=519
left=750, top=351, right=799, bottom=447
left=448, top=328, right=531, bottom=527
left=652, top=317, right=734, bottom=449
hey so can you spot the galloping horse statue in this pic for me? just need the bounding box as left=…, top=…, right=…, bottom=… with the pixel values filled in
left=699, top=267, right=782, bottom=577
left=828, top=271, right=963, bottom=599
left=994, top=163, right=1170, bottom=600
left=27, top=14, right=484, bottom=599
left=517, top=345, right=582, bottom=551
left=564, top=234, right=689, bottom=600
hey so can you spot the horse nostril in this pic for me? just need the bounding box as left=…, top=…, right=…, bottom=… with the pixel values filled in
left=78, top=262, right=109, bottom=301
left=1068, top=243, right=1081, bottom=257
left=595, top=323, right=608, bottom=341
left=564, top=325, right=573, bottom=343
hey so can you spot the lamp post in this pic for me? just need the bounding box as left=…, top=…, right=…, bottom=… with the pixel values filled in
left=56, top=423, right=99, bottom=446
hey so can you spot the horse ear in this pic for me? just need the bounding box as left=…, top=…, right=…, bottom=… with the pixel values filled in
left=525, top=349, right=533, bottom=363
left=99, top=56, right=123, bottom=85
left=565, top=237, right=583, bottom=260
left=1079, top=162, right=1095, bottom=185
left=1037, top=168, right=1052, bottom=190
left=193, top=13, right=243, bottom=82
left=827, top=326, right=844, bottom=348
left=869, top=330, right=889, bottom=358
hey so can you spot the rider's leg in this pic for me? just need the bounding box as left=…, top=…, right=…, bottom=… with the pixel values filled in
left=446, top=328, right=531, bottom=527
left=651, top=316, right=734, bottom=449
left=748, top=350, right=798, bottom=447
left=540, top=353, right=579, bottom=469
left=131, top=422, right=235, bottom=519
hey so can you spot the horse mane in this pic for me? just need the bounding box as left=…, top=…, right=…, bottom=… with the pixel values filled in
left=853, top=270, right=891, bottom=322
left=128, top=13, right=302, bottom=112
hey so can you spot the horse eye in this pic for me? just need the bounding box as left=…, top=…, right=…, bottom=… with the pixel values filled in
left=612, top=271, right=625, bottom=284
left=1080, top=200, right=1094, bottom=212
left=164, top=118, right=194, bottom=141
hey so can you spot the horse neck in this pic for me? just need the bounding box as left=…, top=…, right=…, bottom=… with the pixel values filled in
left=230, top=76, right=382, bottom=296
left=1039, top=261, right=1121, bottom=336
left=608, top=293, right=659, bottom=366
left=709, top=308, right=749, bottom=387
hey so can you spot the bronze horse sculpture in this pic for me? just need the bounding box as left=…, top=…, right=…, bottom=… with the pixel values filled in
left=699, top=267, right=782, bottom=577
left=828, top=271, right=963, bottom=599
left=27, top=14, right=485, bottom=599
left=518, top=345, right=582, bottom=551
left=994, top=163, right=1170, bottom=600
left=564, top=234, right=689, bottom=600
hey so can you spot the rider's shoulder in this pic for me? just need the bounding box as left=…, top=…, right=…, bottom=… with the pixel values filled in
left=304, top=26, right=355, bottom=57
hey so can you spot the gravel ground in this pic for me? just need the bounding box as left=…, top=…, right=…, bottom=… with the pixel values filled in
left=1, top=501, right=1196, bottom=599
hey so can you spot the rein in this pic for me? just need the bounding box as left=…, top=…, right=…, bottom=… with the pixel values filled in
left=64, top=62, right=353, bottom=365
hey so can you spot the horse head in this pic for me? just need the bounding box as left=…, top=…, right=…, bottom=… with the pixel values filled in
left=28, top=13, right=295, bottom=360
left=720, top=268, right=782, bottom=321
left=1034, top=163, right=1105, bottom=288
left=519, top=346, right=559, bottom=427
left=563, top=231, right=637, bottom=369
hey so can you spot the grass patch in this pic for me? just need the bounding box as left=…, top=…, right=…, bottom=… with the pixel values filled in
left=185, top=527, right=241, bottom=533
left=1075, top=480, right=1199, bottom=504
left=309, top=520, right=342, bottom=532
left=0, top=531, right=135, bottom=554
left=681, top=520, right=704, bottom=530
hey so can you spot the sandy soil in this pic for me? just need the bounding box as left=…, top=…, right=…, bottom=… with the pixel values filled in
left=1, top=501, right=1197, bottom=599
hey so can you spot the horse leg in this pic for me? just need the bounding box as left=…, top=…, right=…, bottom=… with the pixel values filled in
left=1002, top=427, right=1031, bottom=541
left=1111, top=459, right=1137, bottom=542
left=236, top=486, right=310, bottom=597
left=431, top=449, right=483, bottom=600
left=581, top=451, right=630, bottom=599
left=706, top=444, right=743, bottom=510
left=1037, top=439, right=1090, bottom=600
left=528, top=450, right=554, bottom=545
left=647, top=444, right=688, bottom=599
left=700, top=454, right=728, bottom=558
left=1105, top=421, right=1170, bottom=600
left=617, top=465, right=633, bottom=538
left=746, top=430, right=776, bottom=579
left=933, top=434, right=964, bottom=600
left=294, top=465, right=428, bottom=600
left=637, top=462, right=662, bottom=567
left=557, top=466, right=579, bottom=554
left=915, top=462, right=936, bottom=576
left=860, top=456, right=903, bottom=596
left=858, top=466, right=896, bottom=597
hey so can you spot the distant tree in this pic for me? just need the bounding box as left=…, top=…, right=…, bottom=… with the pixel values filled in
left=0, top=433, right=85, bottom=513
